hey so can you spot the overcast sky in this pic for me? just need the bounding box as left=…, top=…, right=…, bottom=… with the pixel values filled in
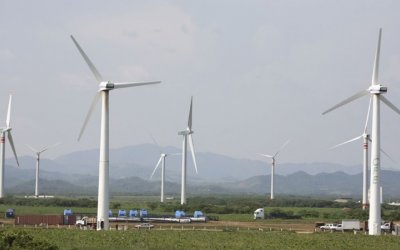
left=1, top=0, right=400, bottom=169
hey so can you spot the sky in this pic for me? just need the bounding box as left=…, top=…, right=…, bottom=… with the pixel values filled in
left=1, top=0, right=400, bottom=169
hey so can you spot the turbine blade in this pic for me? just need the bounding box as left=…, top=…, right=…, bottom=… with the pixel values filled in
left=380, top=147, right=397, bottom=164
left=322, top=90, right=369, bottom=115
left=381, top=96, right=400, bottom=116
left=7, top=132, right=19, bottom=166
left=70, top=35, right=103, bottom=82
left=39, top=142, right=62, bottom=154
left=148, top=133, right=162, bottom=154
left=369, top=136, right=396, bottom=163
left=78, top=92, right=101, bottom=141
left=150, top=156, right=163, bottom=179
left=364, top=96, right=372, bottom=134
left=6, top=94, right=12, bottom=128
left=257, top=153, right=273, bottom=158
left=330, top=135, right=363, bottom=150
left=188, top=97, right=193, bottom=130
left=188, top=134, right=198, bottom=174
left=372, top=28, right=382, bottom=85
left=149, top=133, right=160, bottom=147
left=26, top=144, right=38, bottom=153
left=113, top=81, right=161, bottom=89
left=274, top=139, right=290, bottom=157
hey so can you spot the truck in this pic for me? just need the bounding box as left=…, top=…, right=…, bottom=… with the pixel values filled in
left=254, top=208, right=264, bottom=219
left=341, top=219, right=360, bottom=231
left=320, top=223, right=338, bottom=231
left=75, top=216, right=97, bottom=229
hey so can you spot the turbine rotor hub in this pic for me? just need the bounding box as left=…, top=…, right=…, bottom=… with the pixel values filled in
left=368, top=84, right=387, bottom=94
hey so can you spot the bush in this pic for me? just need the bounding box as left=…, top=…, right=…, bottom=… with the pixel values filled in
left=0, top=231, right=58, bottom=250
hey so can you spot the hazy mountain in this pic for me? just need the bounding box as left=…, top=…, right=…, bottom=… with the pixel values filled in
left=4, top=143, right=400, bottom=198
left=6, top=170, right=400, bottom=198
left=6, top=144, right=366, bottom=183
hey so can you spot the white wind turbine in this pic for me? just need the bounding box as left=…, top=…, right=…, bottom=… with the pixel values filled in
left=26, top=143, right=60, bottom=197
left=322, top=29, right=400, bottom=235
left=71, top=35, right=161, bottom=230
left=178, top=97, right=198, bottom=205
left=257, top=140, right=290, bottom=200
left=330, top=97, right=394, bottom=211
left=0, top=94, right=19, bottom=198
left=149, top=137, right=180, bottom=203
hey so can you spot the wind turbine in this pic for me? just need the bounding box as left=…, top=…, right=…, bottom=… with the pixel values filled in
left=178, top=97, right=198, bottom=205
left=26, top=143, right=60, bottom=197
left=330, top=97, right=371, bottom=211
left=149, top=137, right=180, bottom=203
left=330, top=97, right=394, bottom=211
left=71, top=35, right=161, bottom=230
left=322, top=29, right=400, bottom=235
left=257, top=140, right=290, bottom=200
left=0, top=94, right=19, bottom=198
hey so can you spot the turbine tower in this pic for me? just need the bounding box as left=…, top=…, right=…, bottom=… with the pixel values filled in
left=0, top=94, right=19, bottom=198
left=322, top=29, right=400, bottom=235
left=26, top=143, right=60, bottom=197
left=178, top=97, right=198, bottom=205
left=150, top=143, right=180, bottom=203
left=330, top=98, right=394, bottom=210
left=257, top=140, right=290, bottom=200
left=71, top=35, right=161, bottom=230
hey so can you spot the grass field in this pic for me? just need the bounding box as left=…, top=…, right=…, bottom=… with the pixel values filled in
left=2, top=228, right=400, bottom=250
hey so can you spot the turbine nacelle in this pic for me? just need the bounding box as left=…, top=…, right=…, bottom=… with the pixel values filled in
left=178, top=130, right=193, bottom=136
left=368, top=84, right=387, bottom=94
left=99, top=81, right=115, bottom=91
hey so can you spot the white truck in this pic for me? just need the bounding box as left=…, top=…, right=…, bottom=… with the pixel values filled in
left=320, top=223, right=338, bottom=231
left=75, top=216, right=97, bottom=229
left=341, top=220, right=360, bottom=231
left=254, top=208, right=264, bottom=219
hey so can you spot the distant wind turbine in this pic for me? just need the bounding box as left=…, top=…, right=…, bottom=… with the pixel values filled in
left=0, top=94, right=19, bottom=198
left=149, top=136, right=179, bottom=203
left=26, top=143, right=60, bottom=197
left=322, top=29, right=400, bottom=235
left=71, top=35, right=161, bottom=230
left=178, top=97, right=198, bottom=205
left=257, top=140, right=290, bottom=200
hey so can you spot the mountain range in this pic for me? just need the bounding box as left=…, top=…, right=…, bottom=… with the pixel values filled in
left=4, top=143, right=400, bottom=199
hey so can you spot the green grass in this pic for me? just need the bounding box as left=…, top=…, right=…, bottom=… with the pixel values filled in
left=2, top=228, right=400, bottom=250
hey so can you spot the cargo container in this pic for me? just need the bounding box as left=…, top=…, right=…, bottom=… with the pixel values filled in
left=140, top=209, right=148, bottom=217
left=118, top=210, right=126, bottom=217
left=15, top=215, right=76, bottom=225
left=129, top=209, right=138, bottom=217
left=5, top=208, right=15, bottom=218
left=63, top=209, right=73, bottom=216
left=175, top=210, right=185, bottom=218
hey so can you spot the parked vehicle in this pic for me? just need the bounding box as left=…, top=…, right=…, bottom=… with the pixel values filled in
left=135, top=223, right=154, bottom=229
left=341, top=219, right=360, bottom=231
left=253, top=208, right=264, bottom=219
left=75, top=216, right=96, bottom=228
left=320, top=223, right=338, bottom=231
left=381, top=222, right=391, bottom=231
